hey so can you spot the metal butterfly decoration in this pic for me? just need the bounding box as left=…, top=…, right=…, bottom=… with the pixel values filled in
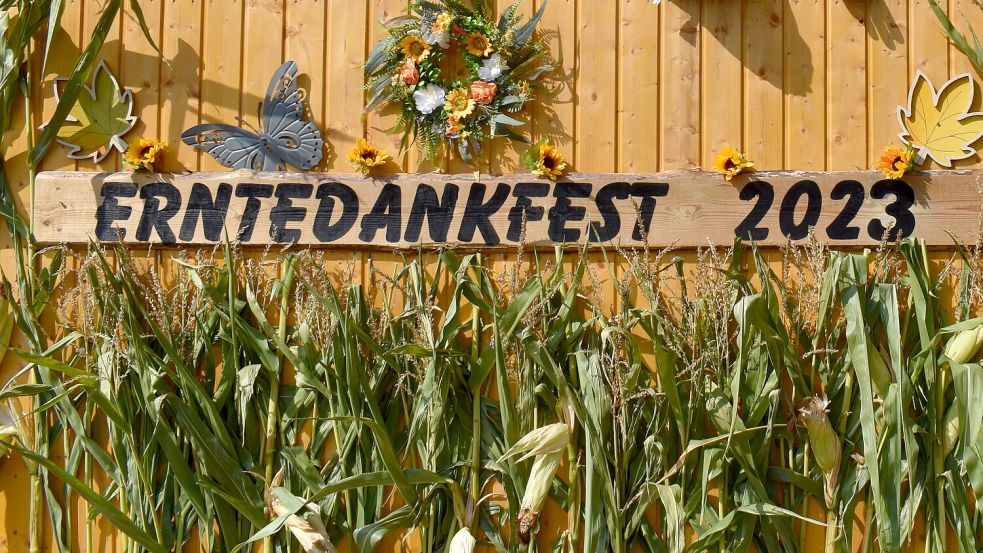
left=182, top=61, right=323, bottom=171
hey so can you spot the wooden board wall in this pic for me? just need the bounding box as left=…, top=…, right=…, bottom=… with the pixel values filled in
left=1, top=0, right=982, bottom=551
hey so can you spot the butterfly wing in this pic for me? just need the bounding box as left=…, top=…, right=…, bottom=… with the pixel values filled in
left=181, top=123, right=286, bottom=171
left=261, top=61, right=324, bottom=170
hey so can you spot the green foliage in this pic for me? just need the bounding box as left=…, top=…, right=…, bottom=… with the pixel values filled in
left=3, top=239, right=983, bottom=553
left=928, top=0, right=983, bottom=76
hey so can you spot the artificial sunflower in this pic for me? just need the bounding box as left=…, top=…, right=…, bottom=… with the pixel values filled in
left=124, top=137, right=164, bottom=172
left=876, top=145, right=915, bottom=179
left=712, top=147, right=753, bottom=181
left=347, top=139, right=390, bottom=174
left=525, top=138, right=567, bottom=180
left=400, top=35, right=431, bottom=62
left=464, top=32, right=493, bottom=57
left=444, top=88, right=475, bottom=119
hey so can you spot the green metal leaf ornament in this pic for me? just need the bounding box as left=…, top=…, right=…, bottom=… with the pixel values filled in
left=49, top=60, right=136, bottom=162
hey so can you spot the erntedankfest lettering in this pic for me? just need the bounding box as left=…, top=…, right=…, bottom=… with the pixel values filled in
left=33, top=171, right=983, bottom=248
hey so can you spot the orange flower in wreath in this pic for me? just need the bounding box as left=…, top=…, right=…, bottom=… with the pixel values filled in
left=470, top=81, right=497, bottom=105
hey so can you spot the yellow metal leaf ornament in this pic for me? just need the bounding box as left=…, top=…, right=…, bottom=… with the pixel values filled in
left=50, top=61, right=136, bottom=162
left=898, top=71, right=983, bottom=167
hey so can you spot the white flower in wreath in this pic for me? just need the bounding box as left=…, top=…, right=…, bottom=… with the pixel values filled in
left=423, top=26, right=450, bottom=49
left=413, top=83, right=447, bottom=115
left=477, top=53, right=508, bottom=82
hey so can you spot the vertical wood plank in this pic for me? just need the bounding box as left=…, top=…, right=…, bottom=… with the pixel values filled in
left=121, top=0, right=163, bottom=144
left=619, top=0, right=660, bottom=172
left=37, top=1, right=84, bottom=174
left=950, top=0, right=983, bottom=168
left=866, top=0, right=907, bottom=166
left=660, top=0, right=700, bottom=169
left=325, top=0, right=368, bottom=173
left=575, top=0, right=617, bottom=171
left=535, top=0, right=576, bottom=165
left=366, top=0, right=408, bottom=172
left=80, top=0, right=124, bottom=172
left=826, top=0, right=867, bottom=170
left=242, top=0, right=285, bottom=129
left=785, top=0, right=826, bottom=170
left=701, top=0, right=742, bottom=167
left=200, top=0, right=244, bottom=171
left=744, top=0, right=784, bottom=170
left=487, top=0, right=534, bottom=175
left=160, top=0, right=204, bottom=172
left=286, top=0, right=328, bottom=171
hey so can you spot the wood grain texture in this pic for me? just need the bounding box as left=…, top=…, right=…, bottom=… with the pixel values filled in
left=33, top=170, right=983, bottom=248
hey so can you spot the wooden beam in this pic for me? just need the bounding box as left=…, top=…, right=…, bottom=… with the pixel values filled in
left=33, top=170, right=983, bottom=248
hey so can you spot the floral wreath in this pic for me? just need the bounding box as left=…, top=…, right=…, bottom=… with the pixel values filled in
left=364, top=0, right=552, bottom=165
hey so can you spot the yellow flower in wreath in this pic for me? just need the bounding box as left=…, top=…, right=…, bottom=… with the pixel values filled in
left=464, top=32, right=493, bottom=57
left=876, top=145, right=914, bottom=179
left=124, top=137, right=164, bottom=172
left=444, top=88, right=476, bottom=120
left=433, top=12, right=453, bottom=34
left=713, top=146, right=754, bottom=181
left=400, top=35, right=431, bottom=62
left=348, top=139, right=390, bottom=174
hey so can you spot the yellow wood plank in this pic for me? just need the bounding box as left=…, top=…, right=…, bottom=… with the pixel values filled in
left=37, top=1, right=84, bottom=173
left=826, top=0, right=867, bottom=170
left=366, top=0, right=408, bottom=172
left=286, top=0, right=327, bottom=172
left=744, top=0, right=784, bottom=170
left=160, top=0, right=204, bottom=171
left=784, top=0, right=826, bottom=170
left=909, top=0, right=950, bottom=84
left=619, top=0, right=660, bottom=173
left=487, top=0, right=534, bottom=175
left=242, top=1, right=285, bottom=127
left=660, top=0, right=700, bottom=169
left=701, top=0, right=742, bottom=167
left=866, top=0, right=907, bottom=166
left=325, top=0, right=368, bottom=173
left=120, top=0, right=163, bottom=145
left=200, top=0, right=244, bottom=171
left=534, top=0, right=575, bottom=166
left=575, top=0, right=617, bottom=172
left=951, top=0, right=983, bottom=168
left=81, top=0, right=124, bottom=172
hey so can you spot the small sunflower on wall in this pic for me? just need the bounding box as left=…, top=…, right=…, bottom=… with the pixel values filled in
left=363, top=0, right=554, bottom=167
left=124, top=137, right=165, bottom=172
left=713, top=147, right=754, bottom=181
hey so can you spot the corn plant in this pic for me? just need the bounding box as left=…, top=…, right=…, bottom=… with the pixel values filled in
left=2, top=238, right=983, bottom=553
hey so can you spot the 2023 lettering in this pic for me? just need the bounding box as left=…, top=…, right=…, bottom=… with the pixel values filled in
left=735, top=179, right=916, bottom=242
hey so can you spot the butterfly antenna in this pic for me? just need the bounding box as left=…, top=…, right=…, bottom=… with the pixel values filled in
left=235, top=115, right=259, bottom=134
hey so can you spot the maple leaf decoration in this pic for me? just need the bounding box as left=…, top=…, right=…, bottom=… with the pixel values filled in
left=52, top=61, right=136, bottom=162
left=898, top=71, right=983, bottom=167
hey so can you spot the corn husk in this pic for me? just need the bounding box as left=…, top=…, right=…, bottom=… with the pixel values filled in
left=799, top=396, right=841, bottom=507
left=944, top=325, right=983, bottom=364
left=498, top=422, right=570, bottom=463
left=518, top=450, right=563, bottom=543
left=266, top=470, right=336, bottom=553
left=0, top=404, right=17, bottom=459
left=449, top=527, right=476, bottom=553
left=868, top=345, right=892, bottom=397
left=942, top=404, right=960, bottom=457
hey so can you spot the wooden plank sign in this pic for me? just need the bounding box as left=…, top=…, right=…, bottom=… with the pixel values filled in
left=33, top=170, right=983, bottom=248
